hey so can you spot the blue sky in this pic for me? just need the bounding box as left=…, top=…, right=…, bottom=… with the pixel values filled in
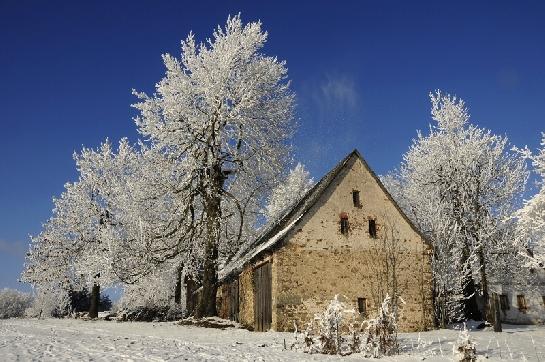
left=1, top=1, right=544, bottom=292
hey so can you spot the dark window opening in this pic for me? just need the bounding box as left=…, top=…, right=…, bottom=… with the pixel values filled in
left=368, top=219, right=377, bottom=238
left=357, top=297, right=366, bottom=316
left=352, top=190, right=361, bottom=207
left=340, top=216, right=349, bottom=235
left=517, top=295, right=527, bottom=312
left=542, top=296, right=545, bottom=307
left=499, top=294, right=509, bottom=311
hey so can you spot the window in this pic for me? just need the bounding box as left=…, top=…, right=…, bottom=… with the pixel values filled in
left=352, top=190, right=361, bottom=207
left=499, top=294, right=509, bottom=311
left=517, top=295, right=527, bottom=312
left=357, top=298, right=367, bottom=316
left=368, top=219, right=377, bottom=238
left=542, top=296, right=545, bottom=308
left=340, top=215, right=349, bottom=235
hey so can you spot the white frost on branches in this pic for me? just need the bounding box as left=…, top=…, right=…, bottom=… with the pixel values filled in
left=264, top=163, right=314, bottom=221
left=453, top=324, right=477, bottom=362
left=515, top=133, right=545, bottom=268
left=0, top=289, right=33, bottom=319
left=365, top=294, right=399, bottom=357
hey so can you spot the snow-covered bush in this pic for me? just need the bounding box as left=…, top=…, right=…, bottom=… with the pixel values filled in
left=116, top=264, right=178, bottom=311
left=114, top=265, right=185, bottom=321
left=25, top=287, right=70, bottom=318
left=453, top=324, right=477, bottom=362
left=294, top=295, right=361, bottom=355
left=0, top=288, right=33, bottom=319
left=364, top=294, right=399, bottom=358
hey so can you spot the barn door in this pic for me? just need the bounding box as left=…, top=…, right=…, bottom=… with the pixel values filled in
left=254, top=261, right=272, bottom=331
left=228, top=278, right=239, bottom=322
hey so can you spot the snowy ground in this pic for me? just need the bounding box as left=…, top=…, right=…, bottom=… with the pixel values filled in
left=0, top=318, right=544, bottom=361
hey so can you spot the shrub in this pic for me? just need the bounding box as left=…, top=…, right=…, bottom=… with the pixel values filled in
left=453, top=324, right=476, bottom=362
left=364, top=294, right=399, bottom=358
left=0, top=288, right=33, bottom=319
left=116, top=304, right=184, bottom=322
left=294, top=295, right=362, bottom=355
left=25, top=287, right=70, bottom=318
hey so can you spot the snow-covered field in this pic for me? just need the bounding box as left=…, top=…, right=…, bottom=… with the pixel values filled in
left=0, top=318, right=543, bottom=361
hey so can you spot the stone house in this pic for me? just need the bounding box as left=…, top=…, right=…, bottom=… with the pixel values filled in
left=490, top=267, right=545, bottom=325
left=216, top=150, right=434, bottom=332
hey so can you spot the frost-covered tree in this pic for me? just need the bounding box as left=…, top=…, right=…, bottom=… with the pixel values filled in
left=265, top=163, right=314, bottom=221
left=515, top=133, right=545, bottom=267
left=385, top=91, right=528, bottom=325
left=22, top=139, right=147, bottom=317
left=132, top=14, right=295, bottom=316
left=21, top=180, right=99, bottom=316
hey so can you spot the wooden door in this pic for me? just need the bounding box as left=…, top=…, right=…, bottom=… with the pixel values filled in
left=228, top=278, right=239, bottom=322
left=254, top=261, right=272, bottom=331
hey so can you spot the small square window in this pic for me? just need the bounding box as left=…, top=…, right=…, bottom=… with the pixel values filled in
left=357, top=297, right=367, bottom=316
left=352, top=190, right=361, bottom=207
left=499, top=294, right=509, bottom=311
left=517, top=295, right=527, bottom=312
left=340, top=216, right=349, bottom=235
left=368, top=219, right=377, bottom=239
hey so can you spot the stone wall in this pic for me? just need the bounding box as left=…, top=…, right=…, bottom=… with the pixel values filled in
left=238, top=266, right=256, bottom=329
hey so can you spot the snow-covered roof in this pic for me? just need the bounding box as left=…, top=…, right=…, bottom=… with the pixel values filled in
left=218, top=149, right=430, bottom=282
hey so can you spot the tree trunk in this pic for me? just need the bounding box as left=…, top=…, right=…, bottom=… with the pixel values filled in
left=460, top=244, right=481, bottom=321
left=491, top=293, right=502, bottom=332
left=89, top=283, right=100, bottom=319
left=196, top=210, right=219, bottom=317
left=462, top=275, right=481, bottom=321
left=174, top=265, right=183, bottom=305
left=196, top=164, right=223, bottom=318
left=477, top=246, right=491, bottom=322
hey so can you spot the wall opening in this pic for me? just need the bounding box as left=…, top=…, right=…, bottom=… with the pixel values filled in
left=352, top=190, right=361, bottom=207
left=368, top=219, right=377, bottom=238
left=357, top=297, right=367, bottom=317
left=340, top=215, right=349, bottom=235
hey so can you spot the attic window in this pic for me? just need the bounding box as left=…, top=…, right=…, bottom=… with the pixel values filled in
left=340, top=213, right=349, bottom=235
left=368, top=219, right=377, bottom=239
left=357, top=297, right=367, bottom=316
left=352, top=190, right=361, bottom=207
left=517, top=295, right=527, bottom=312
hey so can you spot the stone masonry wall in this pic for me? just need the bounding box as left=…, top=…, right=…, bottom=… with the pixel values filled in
left=238, top=266, right=255, bottom=329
